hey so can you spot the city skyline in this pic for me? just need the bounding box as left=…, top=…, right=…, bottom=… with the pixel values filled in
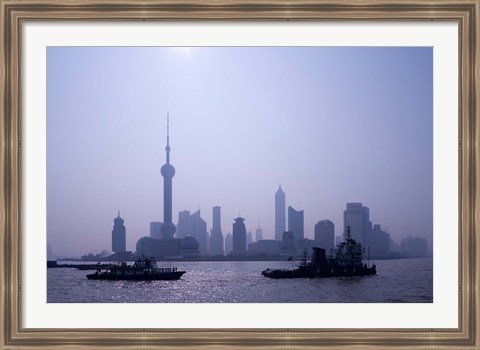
left=47, top=46, right=433, bottom=257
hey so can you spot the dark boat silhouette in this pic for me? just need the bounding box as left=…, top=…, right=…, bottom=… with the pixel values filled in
left=262, top=226, right=376, bottom=279
left=86, top=257, right=185, bottom=280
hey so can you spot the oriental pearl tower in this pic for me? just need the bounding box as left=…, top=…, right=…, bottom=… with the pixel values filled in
left=160, top=113, right=176, bottom=239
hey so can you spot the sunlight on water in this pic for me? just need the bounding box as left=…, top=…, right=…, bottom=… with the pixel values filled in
left=48, top=259, right=432, bottom=303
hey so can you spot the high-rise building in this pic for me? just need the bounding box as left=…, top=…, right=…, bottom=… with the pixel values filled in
left=232, top=217, right=247, bottom=254
left=370, top=224, right=390, bottom=258
left=255, top=225, right=263, bottom=241
left=343, top=203, right=372, bottom=246
left=288, top=206, right=304, bottom=240
left=112, top=211, right=126, bottom=253
left=246, top=230, right=253, bottom=246
left=225, top=233, right=233, bottom=255
left=210, top=206, right=224, bottom=256
left=189, top=210, right=209, bottom=255
left=275, top=185, right=286, bottom=241
left=150, top=221, right=162, bottom=239
left=176, top=210, right=191, bottom=238
left=314, top=220, right=335, bottom=254
left=160, top=114, right=176, bottom=239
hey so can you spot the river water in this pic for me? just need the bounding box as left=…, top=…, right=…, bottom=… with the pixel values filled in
left=47, top=258, right=432, bottom=303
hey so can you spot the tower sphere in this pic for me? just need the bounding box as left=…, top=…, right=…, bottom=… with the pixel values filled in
left=161, top=163, right=175, bottom=177
left=160, top=221, right=176, bottom=239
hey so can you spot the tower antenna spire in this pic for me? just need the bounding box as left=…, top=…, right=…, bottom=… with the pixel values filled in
left=166, top=111, right=171, bottom=164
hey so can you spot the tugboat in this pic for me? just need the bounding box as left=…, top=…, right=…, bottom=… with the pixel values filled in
left=86, top=257, right=185, bottom=280
left=261, top=226, right=376, bottom=279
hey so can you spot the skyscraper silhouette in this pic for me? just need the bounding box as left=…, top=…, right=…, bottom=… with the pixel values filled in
left=112, top=211, right=126, bottom=253
left=189, top=210, right=209, bottom=255
left=371, top=224, right=390, bottom=257
left=160, top=113, right=176, bottom=239
left=225, top=233, right=233, bottom=255
left=314, top=220, right=335, bottom=253
left=255, top=224, right=263, bottom=241
left=149, top=221, right=162, bottom=239
left=232, top=217, right=247, bottom=254
left=343, top=203, right=371, bottom=245
left=210, top=206, right=224, bottom=256
left=176, top=210, right=191, bottom=238
left=288, top=206, right=304, bottom=240
left=247, top=230, right=253, bottom=246
left=275, top=185, right=286, bottom=241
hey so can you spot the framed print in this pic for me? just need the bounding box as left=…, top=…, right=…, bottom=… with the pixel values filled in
left=1, top=0, right=478, bottom=349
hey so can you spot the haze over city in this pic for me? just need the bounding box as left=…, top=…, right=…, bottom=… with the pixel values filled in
left=47, top=46, right=433, bottom=258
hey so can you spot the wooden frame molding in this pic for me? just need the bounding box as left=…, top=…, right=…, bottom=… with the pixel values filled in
left=1, top=0, right=478, bottom=349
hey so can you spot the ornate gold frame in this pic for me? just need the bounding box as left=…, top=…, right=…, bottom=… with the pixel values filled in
left=1, top=0, right=478, bottom=349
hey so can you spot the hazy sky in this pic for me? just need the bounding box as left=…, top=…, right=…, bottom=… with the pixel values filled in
left=47, top=46, right=433, bottom=257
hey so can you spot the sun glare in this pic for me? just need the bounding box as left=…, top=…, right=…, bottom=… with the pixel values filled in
left=169, top=47, right=196, bottom=59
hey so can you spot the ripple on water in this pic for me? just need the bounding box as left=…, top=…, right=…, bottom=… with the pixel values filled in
left=48, top=259, right=433, bottom=303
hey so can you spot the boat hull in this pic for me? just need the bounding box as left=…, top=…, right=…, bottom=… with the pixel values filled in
left=86, top=271, right=186, bottom=280
left=261, top=265, right=376, bottom=279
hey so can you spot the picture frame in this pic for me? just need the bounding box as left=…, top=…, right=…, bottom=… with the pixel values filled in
left=1, top=0, right=478, bottom=349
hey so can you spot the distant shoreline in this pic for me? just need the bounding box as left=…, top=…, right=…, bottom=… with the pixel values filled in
left=51, top=255, right=431, bottom=264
